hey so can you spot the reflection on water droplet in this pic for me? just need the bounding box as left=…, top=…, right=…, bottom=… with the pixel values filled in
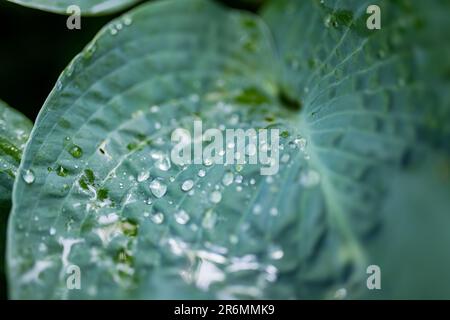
left=22, top=169, right=35, bottom=184
left=210, top=191, right=222, bottom=204
left=268, top=245, right=284, bottom=260
left=149, top=179, right=167, bottom=198
left=174, top=210, right=190, bottom=225
left=281, top=153, right=290, bottom=163
left=156, top=156, right=171, bottom=171
left=49, top=228, right=56, bottom=235
left=69, top=145, right=83, bottom=158
left=151, top=212, right=164, bottom=224
left=222, top=172, right=234, bottom=186
left=198, top=169, right=206, bottom=177
left=253, top=204, right=261, bottom=215
left=294, top=137, right=307, bottom=151
left=270, top=207, right=278, bottom=216
left=181, top=179, right=194, bottom=192
left=137, top=171, right=150, bottom=182
left=334, top=288, right=347, bottom=300
left=204, top=158, right=213, bottom=166
left=202, top=209, right=216, bottom=229
left=299, top=169, right=321, bottom=187
left=235, top=175, right=243, bottom=184
left=123, top=16, right=132, bottom=26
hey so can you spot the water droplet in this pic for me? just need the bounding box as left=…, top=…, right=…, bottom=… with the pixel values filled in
left=22, top=169, right=35, bottom=184
left=294, top=137, right=307, bottom=151
left=245, top=143, right=257, bottom=156
left=281, top=153, right=290, bottom=163
left=202, top=209, right=216, bottom=229
left=250, top=178, right=256, bottom=185
left=210, top=191, right=222, bottom=204
left=198, top=169, right=206, bottom=177
left=235, top=175, right=243, bottom=184
left=174, top=209, right=190, bottom=225
left=222, top=172, right=234, bottom=186
left=49, top=228, right=56, bottom=235
left=299, top=169, right=321, bottom=187
left=270, top=207, right=278, bottom=216
left=123, top=16, right=132, bottom=26
left=253, top=204, right=262, bottom=215
left=149, top=179, right=167, bottom=198
left=156, top=156, right=171, bottom=171
left=151, top=212, right=164, bottom=224
left=181, top=179, right=194, bottom=192
left=204, top=158, right=213, bottom=166
left=268, top=245, right=284, bottom=260
left=69, top=145, right=83, bottom=158
left=334, top=288, right=347, bottom=300
left=150, top=105, right=159, bottom=113
left=137, top=171, right=150, bottom=182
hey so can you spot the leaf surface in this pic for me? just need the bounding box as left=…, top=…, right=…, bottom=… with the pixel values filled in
left=7, top=0, right=141, bottom=15
left=0, top=100, right=32, bottom=299
left=7, top=0, right=450, bottom=299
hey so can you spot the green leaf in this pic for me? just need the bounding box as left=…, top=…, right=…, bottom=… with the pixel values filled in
left=7, top=0, right=141, bottom=16
left=0, top=100, right=32, bottom=299
left=7, top=0, right=450, bottom=299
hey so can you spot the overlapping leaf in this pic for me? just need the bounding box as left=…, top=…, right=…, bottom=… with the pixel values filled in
left=7, top=0, right=450, bottom=299
left=0, top=100, right=32, bottom=299
left=7, top=0, right=141, bottom=15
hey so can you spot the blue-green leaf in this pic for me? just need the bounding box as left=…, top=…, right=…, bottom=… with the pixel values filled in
left=7, top=0, right=141, bottom=15
left=7, top=0, right=450, bottom=299
left=0, top=100, right=32, bottom=298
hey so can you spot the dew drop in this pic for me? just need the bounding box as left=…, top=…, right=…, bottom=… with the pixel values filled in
left=253, top=204, right=262, bottom=215
left=137, top=171, right=150, bottom=182
left=222, top=172, right=234, bottom=186
left=156, top=156, right=171, bottom=171
left=294, top=137, right=307, bottom=151
left=268, top=245, right=284, bottom=260
left=174, top=209, right=190, bottom=225
left=149, top=179, right=167, bottom=198
left=234, top=175, right=243, bottom=184
left=270, top=207, right=278, bottom=216
left=123, top=16, right=133, bottom=26
left=204, top=158, right=213, bottom=166
left=49, top=227, right=56, bottom=235
left=151, top=212, right=164, bottom=224
left=334, top=288, right=347, bottom=300
left=198, top=169, right=206, bottom=177
left=181, top=179, right=194, bottom=192
left=299, top=169, right=321, bottom=187
left=202, top=209, right=216, bottom=229
left=22, top=169, right=35, bottom=184
left=69, top=145, right=83, bottom=158
left=210, top=191, right=222, bottom=204
left=281, top=153, right=290, bottom=163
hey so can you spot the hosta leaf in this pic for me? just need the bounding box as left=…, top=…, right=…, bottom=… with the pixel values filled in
left=0, top=100, right=32, bottom=298
left=7, top=0, right=450, bottom=299
left=7, top=0, right=141, bottom=15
